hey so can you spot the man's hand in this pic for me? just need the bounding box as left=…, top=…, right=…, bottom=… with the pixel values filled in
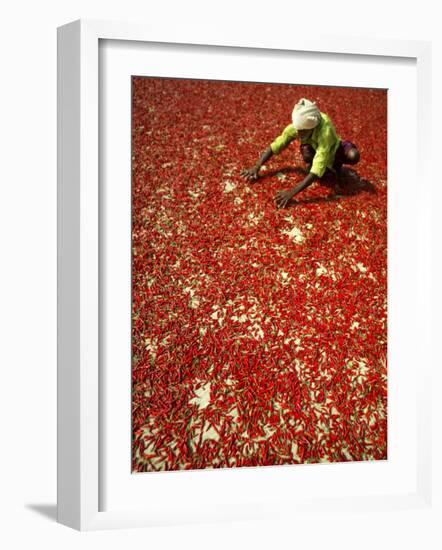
left=241, top=165, right=260, bottom=182
left=275, top=172, right=317, bottom=208
left=275, top=188, right=295, bottom=209
left=241, top=147, right=273, bottom=183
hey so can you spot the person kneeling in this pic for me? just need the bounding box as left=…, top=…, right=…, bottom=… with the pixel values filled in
left=241, top=98, right=360, bottom=208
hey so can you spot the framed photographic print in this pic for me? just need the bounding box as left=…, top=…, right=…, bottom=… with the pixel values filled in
left=57, top=19, right=433, bottom=530
left=129, top=77, right=388, bottom=474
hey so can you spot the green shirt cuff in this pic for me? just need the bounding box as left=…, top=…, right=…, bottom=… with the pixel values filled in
left=310, top=166, right=326, bottom=178
left=270, top=142, right=280, bottom=154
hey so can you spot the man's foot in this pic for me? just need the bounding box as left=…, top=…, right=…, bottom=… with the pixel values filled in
left=335, top=167, right=361, bottom=195
left=337, top=166, right=359, bottom=182
left=334, top=183, right=347, bottom=196
left=333, top=166, right=347, bottom=195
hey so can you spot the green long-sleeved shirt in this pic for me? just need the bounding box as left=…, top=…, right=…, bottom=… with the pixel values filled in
left=270, top=113, right=341, bottom=178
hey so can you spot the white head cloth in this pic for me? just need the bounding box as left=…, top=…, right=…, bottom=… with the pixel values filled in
left=292, top=98, right=321, bottom=130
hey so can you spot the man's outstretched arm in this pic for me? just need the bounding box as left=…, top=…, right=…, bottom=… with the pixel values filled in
left=241, top=124, right=298, bottom=182
left=240, top=147, right=273, bottom=181
left=275, top=172, right=317, bottom=208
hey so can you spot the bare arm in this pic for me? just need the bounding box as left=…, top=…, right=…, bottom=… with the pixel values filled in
left=275, top=172, right=317, bottom=208
left=241, top=124, right=297, bottom=182
left=240, top=147, right=273, bottom=181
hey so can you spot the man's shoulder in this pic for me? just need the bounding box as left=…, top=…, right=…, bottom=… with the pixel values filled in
left=318, top=112, right=337, bottom=135
left=320, top=112, right=333, bottom=125
left=283, top=123, right=297, bottom=136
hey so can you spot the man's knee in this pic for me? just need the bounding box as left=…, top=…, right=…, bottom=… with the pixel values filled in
left=346, top=147, right=360, bottom=165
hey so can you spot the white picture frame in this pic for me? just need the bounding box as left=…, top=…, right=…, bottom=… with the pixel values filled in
left=57, top=19, right=432, bottom=531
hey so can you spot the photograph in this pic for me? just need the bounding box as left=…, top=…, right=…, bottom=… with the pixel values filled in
left=131, top=76, right=388, bottom=473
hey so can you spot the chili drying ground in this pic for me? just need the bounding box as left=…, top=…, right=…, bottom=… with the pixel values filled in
left=131, top=77, right=387, bottom=472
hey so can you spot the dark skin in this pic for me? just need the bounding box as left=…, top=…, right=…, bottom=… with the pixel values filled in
left=275, top=171, right=317, bottom=208
left=241, top=128, right=318, bottom=208
left=241, top=129, right=359, bottom=208
left=240, top=147, right=273, bottom=182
